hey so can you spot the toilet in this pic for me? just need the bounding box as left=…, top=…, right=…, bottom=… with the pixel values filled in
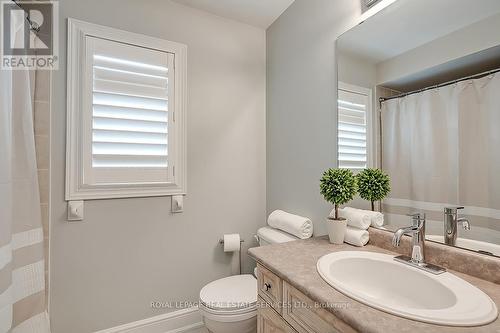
left=199, top=226, right=298, bottom=333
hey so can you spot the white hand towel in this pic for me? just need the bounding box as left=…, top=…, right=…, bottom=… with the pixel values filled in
left=344, top=226, right=369, bottom=247
left=332, top=207, right=384, bottom=229
left=366, top=210, right=384, bottom=227
left=348, top=207, right=384, bottom=227
left=332, top=207, right=371, bottom=230
left=267, top=210, right=313, bottom=239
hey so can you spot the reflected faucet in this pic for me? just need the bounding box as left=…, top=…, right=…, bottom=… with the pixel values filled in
left=392, top=213, right=446, bottom=274
left=444, top=207, right=471, bottom=246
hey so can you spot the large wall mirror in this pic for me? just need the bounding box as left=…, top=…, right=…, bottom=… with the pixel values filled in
left=337, top=0, right=500, bottom=257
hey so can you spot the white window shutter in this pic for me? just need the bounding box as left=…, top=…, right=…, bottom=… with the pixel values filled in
left=66, top=19, right=187, bottom=200
left=338, top=87, right=370, bottom=170
left=90, top=37, right=171, bottom=169
left=83, top=37, right=174, bottom=185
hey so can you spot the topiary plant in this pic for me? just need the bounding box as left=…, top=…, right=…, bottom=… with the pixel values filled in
left=320, top=168, right=357, bottom=220
left=356, top=168, right=391, bottom=211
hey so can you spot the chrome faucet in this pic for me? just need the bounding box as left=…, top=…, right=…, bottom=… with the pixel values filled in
left=392, top=213, right=446, bottom=274
left=444, top=207, right=470, bottom=246
left=392, top=213, right=426, bottom=263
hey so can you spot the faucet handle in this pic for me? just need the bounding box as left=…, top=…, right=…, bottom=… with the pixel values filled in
left=407, top=212, right=425, bottom=227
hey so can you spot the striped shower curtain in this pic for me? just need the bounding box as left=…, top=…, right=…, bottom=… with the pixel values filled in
left=0, top=53, right=50, bottom=333
left=381, top=73, right=500, bottom=244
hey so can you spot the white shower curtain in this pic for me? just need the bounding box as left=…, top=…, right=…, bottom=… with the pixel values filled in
left=381, top=73, right=500, bottom=242
left=0, top=30, right=51, bottom=333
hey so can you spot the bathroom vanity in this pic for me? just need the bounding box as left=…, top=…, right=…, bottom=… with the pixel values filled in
left=249, top=230, right=500, bottom=333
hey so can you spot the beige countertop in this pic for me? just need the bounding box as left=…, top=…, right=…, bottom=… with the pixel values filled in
left=248, top=236, right=500, bottom=333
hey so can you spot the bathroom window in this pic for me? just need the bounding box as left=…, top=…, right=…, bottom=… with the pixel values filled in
left=66, top=19, right=187, bottom=200
left=337, top=82, right=373, bottom=170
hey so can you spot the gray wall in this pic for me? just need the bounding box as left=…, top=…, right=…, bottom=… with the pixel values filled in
left=338, top=52, right=376, bottom=90
left=50, top=1, right=266, bottom=332
left=266, top=0, right=363, bottom=235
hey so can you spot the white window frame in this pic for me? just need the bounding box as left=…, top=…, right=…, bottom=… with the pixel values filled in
left=337, top=82, right=374, bottom=170
left=65, top=18, right=187, bottom=200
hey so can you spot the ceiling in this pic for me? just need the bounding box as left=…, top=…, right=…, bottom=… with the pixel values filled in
left=172, top=0, right=295, bottom=29
left=338, top=0, right=500, bottom=64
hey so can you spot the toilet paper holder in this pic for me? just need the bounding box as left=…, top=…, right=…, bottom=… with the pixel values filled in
left=218, top=237, right=245, bottom=275
left=218, top=238, right=245, bottom=245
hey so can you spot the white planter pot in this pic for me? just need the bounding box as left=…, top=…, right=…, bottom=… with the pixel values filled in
left=326, top=218, right=347, bottom=244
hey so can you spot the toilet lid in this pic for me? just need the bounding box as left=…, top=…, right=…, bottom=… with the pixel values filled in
left=200, top=274, right=257, bottom=310
left=257, top=226, right=298, bottom=244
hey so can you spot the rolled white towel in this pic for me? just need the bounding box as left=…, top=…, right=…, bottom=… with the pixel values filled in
left=267, top=210, right=313, bottom=239
left=331, top=207, right=384, bottom=228
left=348, top=207, right=384, bottom=227
left=366, top=210, right=384, bottom=227
left=331, top=207, right=371, bottom=230
left=344, top=226, right=369, bottom=247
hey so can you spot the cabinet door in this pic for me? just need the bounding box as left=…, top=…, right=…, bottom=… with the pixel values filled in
left=258, top=301, right=297, bottom=333
left=257, top=264, right=283, bottom=314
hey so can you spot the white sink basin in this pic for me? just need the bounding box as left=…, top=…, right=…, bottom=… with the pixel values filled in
left=317, top=251, right=498, bottom=326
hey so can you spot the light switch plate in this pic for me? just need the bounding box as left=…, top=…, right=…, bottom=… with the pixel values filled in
left=68, top=200, right=84, bottom=221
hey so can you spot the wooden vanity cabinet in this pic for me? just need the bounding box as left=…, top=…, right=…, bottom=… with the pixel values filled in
left=256, top=264, right=357, bottom=333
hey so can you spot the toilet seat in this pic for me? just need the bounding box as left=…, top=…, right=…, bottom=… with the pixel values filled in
left=200, top=274, right=257, bottom=311
left=199, top=274, right=258, bottom=325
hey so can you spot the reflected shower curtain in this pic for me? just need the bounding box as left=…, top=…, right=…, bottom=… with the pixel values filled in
left=0, top=44, right=51, bottom=333
left=381, top=73, right=500, bottom=243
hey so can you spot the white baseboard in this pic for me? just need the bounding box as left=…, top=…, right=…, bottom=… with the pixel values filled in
left=94, top=306, right=204, bottom=333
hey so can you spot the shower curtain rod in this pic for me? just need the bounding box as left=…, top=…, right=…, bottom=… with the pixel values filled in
left=379, top=66, right=500, bottom=103
left=11, top=0, right=41, bottom=33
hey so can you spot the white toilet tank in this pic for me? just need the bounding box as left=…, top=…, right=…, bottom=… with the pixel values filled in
left=256, top=226, right=298, bottom=246
left=253, top=227, right=298, bottom=278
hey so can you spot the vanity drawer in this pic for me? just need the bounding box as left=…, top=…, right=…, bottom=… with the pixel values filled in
left=283, top=282, right=357, bottom=333
left=257, top=263, right=283, bottom=313
left=258, top=297, right=297, bottom=333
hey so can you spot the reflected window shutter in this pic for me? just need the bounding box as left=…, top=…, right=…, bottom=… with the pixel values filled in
left=338, top=89, right=368, bottom=170
left=90, top=37, right=171, bottom=171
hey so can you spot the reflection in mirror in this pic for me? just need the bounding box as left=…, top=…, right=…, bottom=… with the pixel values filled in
left=337, top=0, right=500, bottom=257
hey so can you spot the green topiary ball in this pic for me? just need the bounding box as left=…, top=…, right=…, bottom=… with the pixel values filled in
left=320, top=168, right=357, bottom=207
left=356, top=168, right=391, bottom=210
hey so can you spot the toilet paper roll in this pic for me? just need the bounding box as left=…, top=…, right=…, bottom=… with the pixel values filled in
left=223, top=234, right=241, bottom=252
